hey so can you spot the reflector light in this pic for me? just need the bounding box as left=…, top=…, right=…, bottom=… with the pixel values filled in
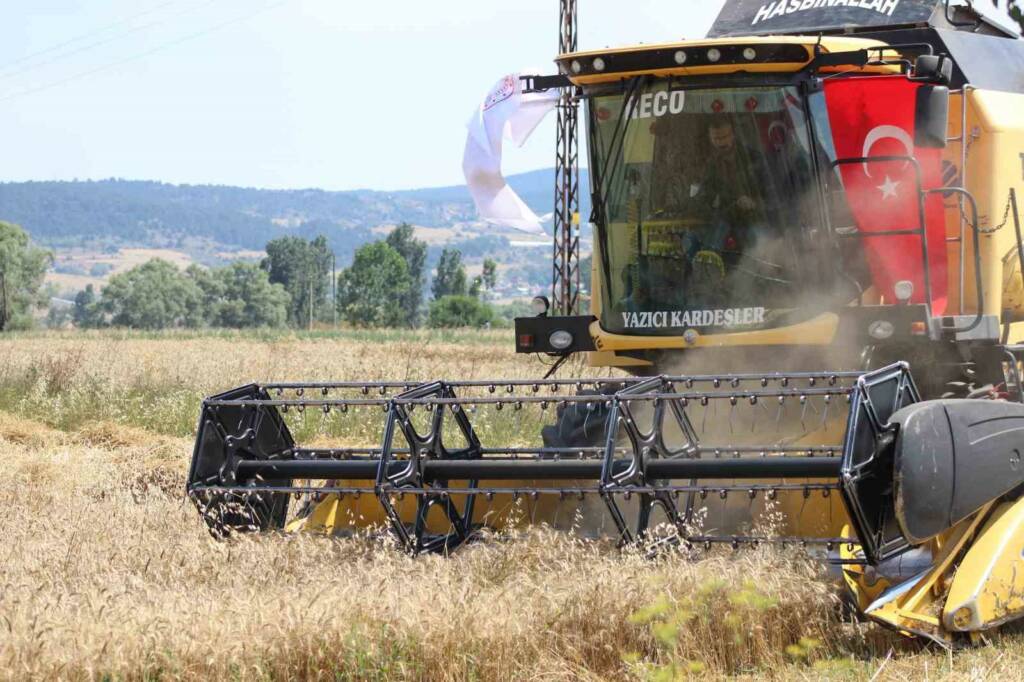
left=518, top=334, right=535, bottom=348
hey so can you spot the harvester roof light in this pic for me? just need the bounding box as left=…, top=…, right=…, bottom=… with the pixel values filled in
left=557, top=43, right=810, bottom=78
left=894, top=280, right=914, bottom=303
left=531, top=296, right=550, bottom=317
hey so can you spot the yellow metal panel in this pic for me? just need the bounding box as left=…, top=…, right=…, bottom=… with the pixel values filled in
left=860, top=504, right=994, bottom=644
left=839, top=527, right=891, bottom=613
left=558, top=35, right=885, bottom=61
left=589, top=313, right=839, bottom=353
left=561, top=36, right=896, bottom=85
left=944, top=497, right=1024, bottom=632
left=956, top=88, right=1024, bottom=321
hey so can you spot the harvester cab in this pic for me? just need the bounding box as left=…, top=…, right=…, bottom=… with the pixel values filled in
left=517, top=0, right=1024, bottom=397
left=189, top=0, right=1024, bottom=646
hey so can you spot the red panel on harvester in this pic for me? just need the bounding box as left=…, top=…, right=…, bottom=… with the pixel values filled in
left=824, top=76, right=948, bottom=315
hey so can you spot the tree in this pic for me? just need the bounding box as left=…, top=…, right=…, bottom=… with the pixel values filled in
left=99, top=258, right=203, bottom=329
left=385, top=223, right=427, bottom=327
left=73, top=284, right=105, bottom=328
left=337, top=241, right=412, bottom=327
left=262, top=235, right=332, bottom=328
left=0, top=221, right=51, bottom=331
left=482, top=258, right=498, bottom=291
left=428, top=295, right=495, bottom=328
left=191, top=262, right=290, bottom=328
left=432, top=248, right=467, bottom=299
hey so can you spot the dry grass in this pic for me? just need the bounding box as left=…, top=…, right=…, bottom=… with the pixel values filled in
left=2, top=330, right=1024, bottom=680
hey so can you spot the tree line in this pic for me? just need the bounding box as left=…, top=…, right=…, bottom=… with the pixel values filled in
left=51, top=222, right=503, bottom=331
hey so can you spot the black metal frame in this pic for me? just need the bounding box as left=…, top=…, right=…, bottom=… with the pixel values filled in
left=839, top=363, right=922, bottom=564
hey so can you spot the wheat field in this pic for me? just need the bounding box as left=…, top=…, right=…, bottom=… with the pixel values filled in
left=1, top=330, right=1024, bottom=680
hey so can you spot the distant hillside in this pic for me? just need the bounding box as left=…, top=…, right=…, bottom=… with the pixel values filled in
left=0, top=169, right=592, bottom=259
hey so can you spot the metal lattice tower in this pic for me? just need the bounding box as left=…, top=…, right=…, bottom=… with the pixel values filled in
left=552, top=0, right=580, bottom=315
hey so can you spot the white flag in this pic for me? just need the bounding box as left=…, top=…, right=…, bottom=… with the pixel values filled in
left=462, top=73, right=559, bottom=235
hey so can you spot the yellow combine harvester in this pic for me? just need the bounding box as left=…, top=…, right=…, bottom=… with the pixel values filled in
left=189, top=1, right=1024, bottom=644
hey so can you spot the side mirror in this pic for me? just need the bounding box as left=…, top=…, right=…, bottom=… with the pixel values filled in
left=914, top=54, right=953, bottom=85
left=914, top=85, right=950, bottom=149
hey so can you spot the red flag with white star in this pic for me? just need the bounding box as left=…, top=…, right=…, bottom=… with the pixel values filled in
left=824, top=76, right=947, bottom=314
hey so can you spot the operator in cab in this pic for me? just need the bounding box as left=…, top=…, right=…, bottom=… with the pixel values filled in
left=689, top=116, right=768, bottom=253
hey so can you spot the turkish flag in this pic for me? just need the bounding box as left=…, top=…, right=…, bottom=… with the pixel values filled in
left=824, top=76, right=947, bottom=314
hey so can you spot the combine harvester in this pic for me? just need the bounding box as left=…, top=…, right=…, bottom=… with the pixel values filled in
left=189, top=0, right=1024, bottom=643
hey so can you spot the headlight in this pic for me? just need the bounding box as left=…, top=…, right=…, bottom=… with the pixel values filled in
left=531, top=296, right=550, bottom=317
left=549, top=330, right=574, bottom=350
left=868, top=320, right=895, bottom=340
left=894, top=280, right=914, bottom=303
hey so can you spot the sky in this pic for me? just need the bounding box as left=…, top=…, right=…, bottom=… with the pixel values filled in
left=0, top=0, right=723, bottom=191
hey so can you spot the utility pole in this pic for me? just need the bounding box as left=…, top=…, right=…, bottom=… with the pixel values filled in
left=551, top=0, right=581, bottom=315
left=332, top=253, right=337, bottom=329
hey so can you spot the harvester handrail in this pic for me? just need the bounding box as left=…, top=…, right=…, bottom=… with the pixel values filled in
left=204, top=387, right=854, bottom=408
left=260, top=371, right=863, bottom=392
left=285, top=445, right=840, bottom=459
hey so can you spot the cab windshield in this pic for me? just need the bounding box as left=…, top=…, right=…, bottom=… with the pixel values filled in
left=589, top=81, right=844, bottom=335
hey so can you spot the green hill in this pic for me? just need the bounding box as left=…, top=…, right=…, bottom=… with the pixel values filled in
left=0, top=169, right=591, bottom=261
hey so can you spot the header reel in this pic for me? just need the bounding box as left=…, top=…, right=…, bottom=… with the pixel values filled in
left=187, top=362, right=1014, bottom=559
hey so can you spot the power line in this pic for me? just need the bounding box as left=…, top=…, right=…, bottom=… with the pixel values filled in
left=0, top=0, right=181, bottom=73
left=0, top=0, right=226, bottom=83
left=0, top=0, right=290, bottom=105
